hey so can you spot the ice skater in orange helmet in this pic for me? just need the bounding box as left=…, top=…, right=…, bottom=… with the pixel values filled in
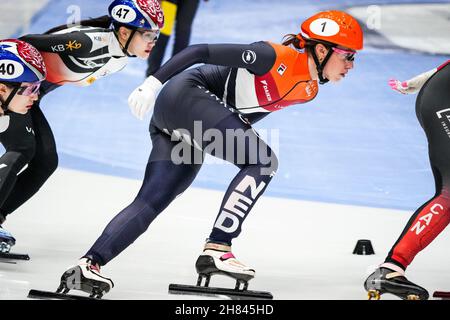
left=57, top=10, right=363, bottom=299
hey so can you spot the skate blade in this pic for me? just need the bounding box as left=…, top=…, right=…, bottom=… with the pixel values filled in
left=367, top=290, right=381, bottom=300
left=433, top=291, right=450, bottom=300
left=0, top=252, right=30, bottom=263
left=368, top=289, right=424, bottom=300
left=169, top=283, right=273, bottom=300
left=28, top=289, right=106, bottom=300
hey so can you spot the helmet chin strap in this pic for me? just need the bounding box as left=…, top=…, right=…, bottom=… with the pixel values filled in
left=0, top=85, right=20, bottom=112
left=311, top=45, right=334, bottom=85
left=122, top=29, right=137, bottom=58
left=114, top=28, right=138, bottom=58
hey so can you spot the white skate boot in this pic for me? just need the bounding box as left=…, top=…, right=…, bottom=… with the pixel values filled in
left=195, top=242, right=255, bottom=290
left=169, top=242, right=272, bottom=299
left=57, top=258, right=114, bottom=299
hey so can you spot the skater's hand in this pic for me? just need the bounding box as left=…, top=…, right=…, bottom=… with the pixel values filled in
left=388, top=79, right=411, bottom=94
left=128, top=76, right=163, bottom=120
left=388, top=67, right=438, bottom=95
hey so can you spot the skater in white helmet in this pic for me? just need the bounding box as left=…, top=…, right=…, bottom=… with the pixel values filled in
left=0, top=0, right=163, bottom=263
left=0, top=39, right=47, bottom=253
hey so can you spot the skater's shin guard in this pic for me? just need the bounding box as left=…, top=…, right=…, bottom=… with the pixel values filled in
left=209, top=160, right=277, bottom=244
left=386, top=195, right=450, bottom=268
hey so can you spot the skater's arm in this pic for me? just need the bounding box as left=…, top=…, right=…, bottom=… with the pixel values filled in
left=388, top=60, right=449, bottom=95
left=127, top=42, right=276, bottom=120
left=153, top=42, right=276, bottom=83
left=437, top=60, right=450, bottom=71
left=19, top=32, right=93, bottom=57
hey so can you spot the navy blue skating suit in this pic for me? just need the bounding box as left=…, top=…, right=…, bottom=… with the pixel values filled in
left=85, top=41, right=320, bottom=265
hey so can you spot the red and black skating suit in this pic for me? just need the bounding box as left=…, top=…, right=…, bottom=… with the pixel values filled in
left=386, top=60, right=450, bottom=269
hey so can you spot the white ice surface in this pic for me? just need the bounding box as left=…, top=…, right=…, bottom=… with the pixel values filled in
left=0, top=0, right=49, bottom=38
left=1, top=168, right=450, bottom=300
left=349, top=3, right=450, bottom=55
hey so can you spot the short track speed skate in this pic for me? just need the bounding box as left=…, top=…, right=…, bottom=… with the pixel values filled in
left=364, top=267, right=429, bottom=300
left=28, top=258, right=113, bottom=300
left=433, top=291, right=450, bottom=300
left=0, top=252, right=30, bottom=263
left=169, top=243, right=273, bottom=300
left=0, top=226, right=29, bottom=263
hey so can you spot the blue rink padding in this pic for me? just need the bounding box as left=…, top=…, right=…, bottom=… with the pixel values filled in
left=5, top=0, right=450, bottom=210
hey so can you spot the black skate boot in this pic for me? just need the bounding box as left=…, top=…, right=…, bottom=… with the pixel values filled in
left=364, top=267, right=429, bottom=300
left=56, top=258, right=114, bottom=299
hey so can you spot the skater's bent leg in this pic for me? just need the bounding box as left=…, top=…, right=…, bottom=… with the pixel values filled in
left=85, top=132, right=203, bottom=266
left=208, top=159, right=278, bottom=245
left=385, top=67, right=450, bottom=270
left=0, top=151, right=32, bottom=208
left=0, top=111, right=37, bottom=218
left=0, top=106, right=58, bottom=216
left=385, top=167, right=450, bottom=270
left=85, top=160, right=201, bottom=265
left=205, top=115, right=279, bottom=245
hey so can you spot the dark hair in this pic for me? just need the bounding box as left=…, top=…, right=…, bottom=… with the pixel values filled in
left=44, top=15, right=113, bottom=34
left=282, top=34, right=302, bottom=48
left=282, top=33, right=334, bottom=54
left=0, top=81, right=19, bottom=88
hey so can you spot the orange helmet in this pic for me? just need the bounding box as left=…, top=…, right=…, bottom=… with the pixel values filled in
left=301, top=10, right=363, bottom=50
left=296, top=10, right=363, bottom=84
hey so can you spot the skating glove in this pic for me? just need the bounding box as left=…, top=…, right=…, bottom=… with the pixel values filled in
left=388, top=67, right=437, bottom=95
left=128, top=76, right=163, bottom=120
